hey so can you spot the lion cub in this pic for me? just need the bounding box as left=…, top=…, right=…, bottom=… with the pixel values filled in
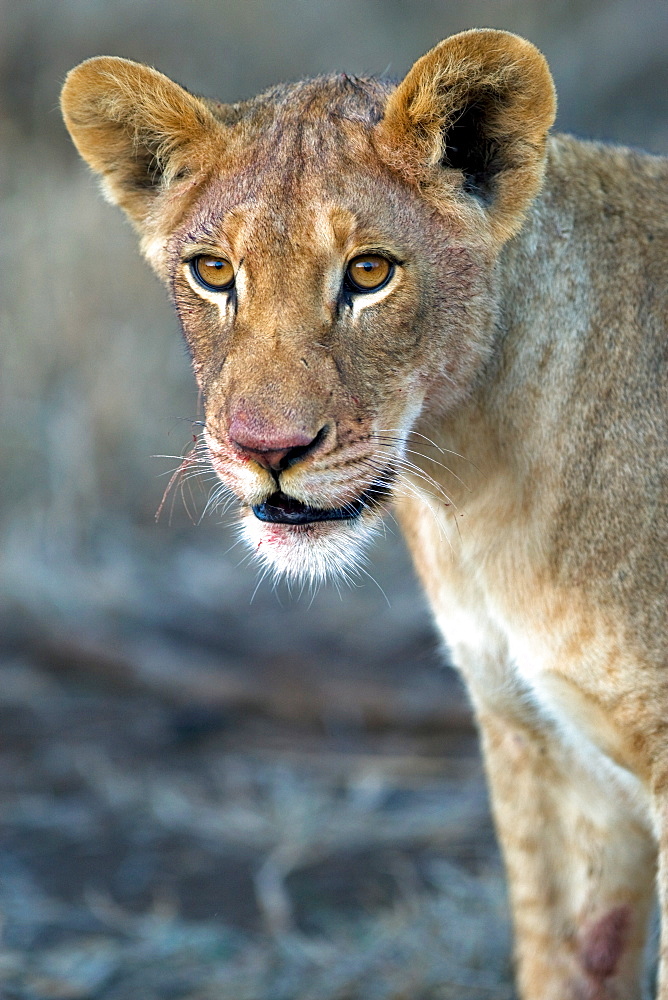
left=61, top=29, right=668, bottom=999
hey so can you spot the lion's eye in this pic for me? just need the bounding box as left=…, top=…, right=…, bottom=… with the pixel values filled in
left=191, top=256, right=235, bottom=291
left=345, top=254, right=393, bottom=293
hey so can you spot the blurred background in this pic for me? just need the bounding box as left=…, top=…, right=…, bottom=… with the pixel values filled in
left=1, top=1, right=667, bottom=997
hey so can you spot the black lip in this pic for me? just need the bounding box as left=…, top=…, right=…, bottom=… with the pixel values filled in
left=252, top=479, right=393, bottom=526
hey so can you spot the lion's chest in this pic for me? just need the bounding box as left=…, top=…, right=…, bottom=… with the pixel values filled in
left=399, top=492, right=648, bottom=808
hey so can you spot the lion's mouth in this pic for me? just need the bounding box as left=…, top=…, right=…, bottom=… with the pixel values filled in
left=251, top=477, right=394, bottom=526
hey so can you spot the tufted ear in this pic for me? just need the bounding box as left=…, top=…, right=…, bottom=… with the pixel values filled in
left=378, top=29, right=557, bottom=241
left=61, top=56, right=225, bottom=228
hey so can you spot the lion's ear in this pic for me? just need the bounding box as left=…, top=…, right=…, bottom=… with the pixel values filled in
left=378, top=29, right=556, bottom=241
left=61, top=56, right=224, bottom=228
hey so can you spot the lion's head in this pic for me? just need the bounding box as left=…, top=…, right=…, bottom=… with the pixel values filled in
left=61, top=29, right=555, bottom=583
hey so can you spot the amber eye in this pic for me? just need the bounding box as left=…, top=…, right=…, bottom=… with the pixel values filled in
left=191, top=256, right=235, bottom=291
left=345, top=254, right=393, bottom=293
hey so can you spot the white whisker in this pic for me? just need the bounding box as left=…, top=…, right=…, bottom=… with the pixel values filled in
left=373, top=434, right=472, bottom=492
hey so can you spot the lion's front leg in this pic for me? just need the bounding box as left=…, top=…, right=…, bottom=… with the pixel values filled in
left=649, top=786, right=668, bottom=999
left=477, top=707, right=655, bottom=1000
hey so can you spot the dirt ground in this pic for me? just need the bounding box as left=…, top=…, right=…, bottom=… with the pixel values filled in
left=0, top=530, right=512, bottom=1000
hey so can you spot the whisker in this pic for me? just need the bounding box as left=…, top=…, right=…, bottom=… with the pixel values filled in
left=375, top=427, right=480, bottom=471
left=153, top=431, right=244, bottom=528
left=373, top=434, right=472, bottom=492
left=200, top=482, right=233, bottom=521
left=250, top=562, right=273, bottom=604
left=356, top=563, right=391, bottom=607
left=359, top=463, right=454, bottom=551
left=363, top=453, right=459, bottom=512
left=223, top=534, right=248, bottom=558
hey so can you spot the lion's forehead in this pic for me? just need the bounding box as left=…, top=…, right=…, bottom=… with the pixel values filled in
left=169, top=78, right=416, bottom=255
left=222, top=73, right=392, bottom=132
left=205, top=75, right=393, bottom=193
left=176, top=154, right=425, bottom=272
left=185, top=198, right=394, bottom=256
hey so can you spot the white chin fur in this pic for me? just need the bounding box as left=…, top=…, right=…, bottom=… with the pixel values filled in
left=240, top=509, right=381, bottom=588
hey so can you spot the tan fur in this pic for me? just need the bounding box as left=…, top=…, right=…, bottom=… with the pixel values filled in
left=61, top=29, right=668, bottom=998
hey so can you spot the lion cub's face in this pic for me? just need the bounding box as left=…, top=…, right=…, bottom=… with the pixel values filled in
left=162, top=85, right=497, bottom=583
left=61, top=31, right=555, bottom=582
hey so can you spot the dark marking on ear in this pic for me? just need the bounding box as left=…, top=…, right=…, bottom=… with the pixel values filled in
left=441, top=90, right=508, bottom=204
left=172, top=166, right=193, bottom=182
left=132, top=148, right=166, bottom=189
left=377, top=31, right=556, bottom=240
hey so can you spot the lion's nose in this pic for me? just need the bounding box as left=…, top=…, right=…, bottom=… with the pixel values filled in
left=229, top=417, right=328, bottom=472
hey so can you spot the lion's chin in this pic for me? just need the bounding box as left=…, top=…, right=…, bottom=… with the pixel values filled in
left=239, top=505, right=381, bottom=587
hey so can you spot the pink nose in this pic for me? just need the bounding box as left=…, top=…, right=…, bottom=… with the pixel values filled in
left=229, top=414, right=324, bottom=472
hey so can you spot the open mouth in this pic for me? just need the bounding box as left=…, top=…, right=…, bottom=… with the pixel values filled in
left=252, top=478, right=394, bottom=526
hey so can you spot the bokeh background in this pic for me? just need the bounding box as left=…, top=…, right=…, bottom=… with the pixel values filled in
left=1, top=2, right=667, bottom=997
